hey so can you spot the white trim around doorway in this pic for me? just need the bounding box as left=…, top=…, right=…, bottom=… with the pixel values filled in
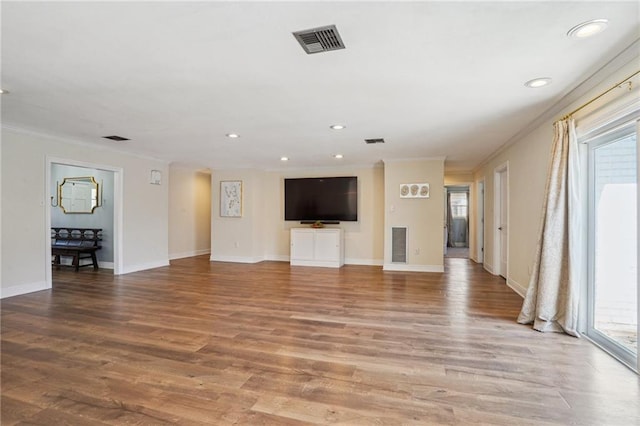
left=46, top=157, right=124, bottom=289
left=493, top=162, right=509, bottom=279
left=476, top=178, right=485, bottom=264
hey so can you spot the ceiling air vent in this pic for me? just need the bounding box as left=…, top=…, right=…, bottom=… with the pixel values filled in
left=365, top=138, right=385, bottom=144
left=103, top=135, right=130, bottom=141
left=293, top=25, right=345, bottom=54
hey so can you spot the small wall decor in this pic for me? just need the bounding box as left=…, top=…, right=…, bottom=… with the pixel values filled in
left=54, top=176, right=102, bottom=213
left=220, top=180, right=243, bottom=217
left=150, top=170, right=162, bottom=185
left=400, top=183, right=429, bottom=198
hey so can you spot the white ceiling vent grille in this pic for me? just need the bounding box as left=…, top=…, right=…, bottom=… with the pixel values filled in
left=293, top=25, right=345, bottom=54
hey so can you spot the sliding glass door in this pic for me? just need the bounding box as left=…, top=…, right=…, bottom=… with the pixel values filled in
left=587, top=119, right=638, bottom=371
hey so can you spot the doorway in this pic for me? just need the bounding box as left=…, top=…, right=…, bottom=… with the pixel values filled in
left=477, top=179, right=485, bottom=264
left=494, top=163, right=508, bottom=278
left=585, top=118, right=638, bottom=371
left=46, top=157, right=123, bottom=288
left=445, top=185, right=470, bottom=259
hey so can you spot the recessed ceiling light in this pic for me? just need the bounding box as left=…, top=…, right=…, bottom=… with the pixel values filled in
left=226, top=133, right=240, bottom=138
left=330, top=124, right=346, bottom=130
left=280, top=156, right=289, bottom=161
left=524, top=77, right=552, bottom=88
left=567, top=19, right=609, bottom=38
left=0, top=89, right=8, bottom=94
left=334, top=154, right=343, bottom=159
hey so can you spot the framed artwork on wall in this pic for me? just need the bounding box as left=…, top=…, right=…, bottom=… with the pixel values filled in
left=400, top=183, right=430, bottom=198
left=220, top=180, right=243, bottom=217
left=150, top=170, right=162, bottom=185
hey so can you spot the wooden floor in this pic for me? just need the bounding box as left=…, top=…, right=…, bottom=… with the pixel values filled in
left=2, top=257, right=639, bottom=425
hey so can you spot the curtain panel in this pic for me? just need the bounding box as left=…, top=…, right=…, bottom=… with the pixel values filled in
left=517, top=118, right=581, bottom=336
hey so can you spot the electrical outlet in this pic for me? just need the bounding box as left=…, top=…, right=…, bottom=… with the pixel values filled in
left=414, top=248, right=420, bottom=255
left=234, top=242, right=240, bottom=248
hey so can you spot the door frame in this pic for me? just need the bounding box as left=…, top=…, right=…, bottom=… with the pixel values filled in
left=584, top=120, right=639, bottom=371
left=445, top=185, right=471, bottom=248
left=476, top=178, right=485, bottom=264
left=45, top=156, right=124, bottom=288
left=444, top=183, right=473, bottom=259
left=493, top=162, right=509, bottom=278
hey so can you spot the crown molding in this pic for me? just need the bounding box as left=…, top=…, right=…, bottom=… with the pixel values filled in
left=1, top=123, right=169, bottom=164
left=382, top=156, right=446, bottom=164
left=473, top=38, right=640, bottom=174
left=263, top=162, right=382, bottom=173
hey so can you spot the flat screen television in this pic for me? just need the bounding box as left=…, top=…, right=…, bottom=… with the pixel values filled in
left=284, top=176, right=358, bottom=222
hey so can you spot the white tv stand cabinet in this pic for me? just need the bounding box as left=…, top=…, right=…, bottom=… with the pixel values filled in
left=290, top=228, right=344, bottom=268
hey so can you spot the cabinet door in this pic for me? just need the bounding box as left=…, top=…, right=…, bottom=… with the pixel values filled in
left=314, top=231, right=340, bottom=262
left=291, top=230, right=315, bottom=260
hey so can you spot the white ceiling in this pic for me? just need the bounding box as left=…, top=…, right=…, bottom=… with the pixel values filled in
left=2, top=1, right=639, bottom=172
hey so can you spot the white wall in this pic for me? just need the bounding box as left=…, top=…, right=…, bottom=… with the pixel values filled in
left=210, top=166, right=385, bottom=265
left=168, top=165, right=211, bottom=260
left=210, top=169, right=265, bottom=263
left=209, top=162, right=450, bottom=269
left=383, top=158, right=445, bottom=272
left=0, top=128, right=169, bottom=298
left=475, top=55, right=639, bottom=297
left=51, top=164, right=115, bottom=264
left=0, top=133, right=2, bottom=293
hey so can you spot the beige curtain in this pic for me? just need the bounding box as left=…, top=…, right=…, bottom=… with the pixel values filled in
left=517, top=118, right=581, bottom=336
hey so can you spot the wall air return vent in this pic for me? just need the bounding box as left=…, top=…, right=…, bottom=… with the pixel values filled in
left=365, top=138, right=385, bottom=144
left=293, top=25, right=345, bottom=54
left=391, top=227, right=408, bottom=263
left=103, top=135, right=129, bottom=141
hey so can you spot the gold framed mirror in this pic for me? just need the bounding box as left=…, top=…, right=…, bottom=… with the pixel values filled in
left=58, top=176, right=100, bottom=214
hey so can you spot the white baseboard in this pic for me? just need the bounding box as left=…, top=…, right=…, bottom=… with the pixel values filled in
left=383, top=263, right=444, bottom=273
left=100, top=261, right=114, bottom=270
left=507, top=277, right=527, bottom=298
left=263, top=255, right=383, bottom=266
left=1, top=281, right=50, bottom=299
left=345, top=258, right=384, bottom=266
left=210, top=255, right=263, bottom=264
left=264, top=255, right=290, bottom=262
left=483, top=263, right=495, bottom=275
left=53, top=258, right=114, bottom=269
left=120, top=260, right=170, bottom=275
left=169, top=249, right=211, bottom=260
left=209, top=254, right=384, bottom=267
left=290, top=259, right=343, bottom=268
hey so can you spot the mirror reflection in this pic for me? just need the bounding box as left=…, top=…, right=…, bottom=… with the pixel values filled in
left=59, top=177, right=100, bottom=214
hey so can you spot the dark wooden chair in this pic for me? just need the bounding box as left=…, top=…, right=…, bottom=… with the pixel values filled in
left=51, top=228, right=102, bottom=271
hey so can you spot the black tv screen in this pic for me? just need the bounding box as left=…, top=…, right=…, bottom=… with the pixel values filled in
left=285, top=176, right=358, bottom=222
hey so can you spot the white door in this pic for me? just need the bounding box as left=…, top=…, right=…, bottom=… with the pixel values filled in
left=499, top=170, right=508, bottom=276
left=494, top=164, right=508, bottom=278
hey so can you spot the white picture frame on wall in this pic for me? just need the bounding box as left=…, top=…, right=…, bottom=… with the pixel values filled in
left=220, top=180, right=243, bottom=217
left=150, top=170, right=162, bottom=185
